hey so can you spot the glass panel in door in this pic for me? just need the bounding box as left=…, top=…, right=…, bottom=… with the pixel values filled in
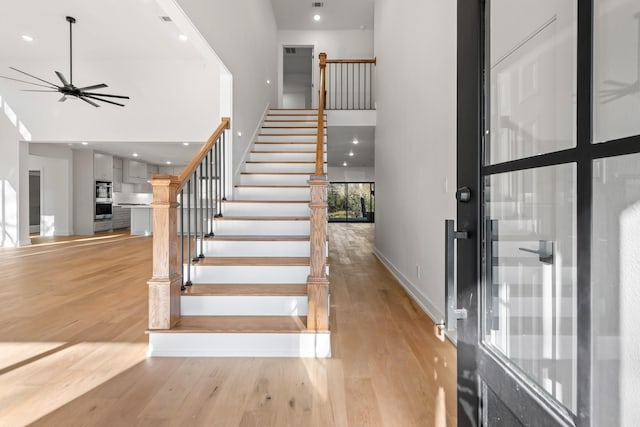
left=483, top=163, right=577, bottom=412
left=593, top=0, right=640, bottom=142
left=487, top=0, right=576, bottom=165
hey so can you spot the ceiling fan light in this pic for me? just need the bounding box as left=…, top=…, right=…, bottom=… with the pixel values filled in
left=21, top=35, right=33, bottom=42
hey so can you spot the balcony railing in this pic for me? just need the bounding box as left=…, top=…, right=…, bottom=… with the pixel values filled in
left=324, top=57, right=376, bottom=110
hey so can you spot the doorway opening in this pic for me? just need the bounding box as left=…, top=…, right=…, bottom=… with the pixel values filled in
left=29, top=170, right=40, bottom=235
left=282, top=46, right=314, bottom=109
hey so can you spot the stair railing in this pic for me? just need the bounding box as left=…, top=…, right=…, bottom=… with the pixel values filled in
left=325, top=57, right=377, bottom=110
left=147, top=117, right=230, bottom=330
left=307, top=53, right=330, bottom=331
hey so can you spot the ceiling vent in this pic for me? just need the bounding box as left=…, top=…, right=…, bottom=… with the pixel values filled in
left=285, top=47, right=297, bottom=54
left=312, top=2, right=324, bottom=8
left=159, top=16, right=173, bottom=22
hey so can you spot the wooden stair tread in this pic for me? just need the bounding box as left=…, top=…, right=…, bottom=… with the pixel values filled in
left=240, top=172, right=313, bottom=175
left=234, top=184, right=309, bottom=188
left=214, top=216, right=310, bottom=221
left=206, top=235, right=310, bottom=241
left=223, top=200, right=310, bottom=204
left=183, top=283, right=308, bottom=296
left=245, top=161, right=327, bottom=164
left=194, top=256, right=310, bottom=266
left=165, top=316, right=310, bottom=333
left=254, top=143, right=326, bottom=146
left=251, top=150, right=316, bottom=154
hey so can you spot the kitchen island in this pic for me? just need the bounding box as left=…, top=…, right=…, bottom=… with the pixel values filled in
left=117, top=204, right=152, bottom=236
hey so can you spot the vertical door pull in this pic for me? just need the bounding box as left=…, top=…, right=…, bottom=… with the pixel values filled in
left=445, top=219, right=469, bottom=331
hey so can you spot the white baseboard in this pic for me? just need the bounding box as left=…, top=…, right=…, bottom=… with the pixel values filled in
left=373, top=248, right=445, bottom=326
left=233, top=103, right=271, bottom=183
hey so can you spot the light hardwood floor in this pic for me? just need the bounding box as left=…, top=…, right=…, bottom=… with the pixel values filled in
left=0, top=224, right=456, bottom=426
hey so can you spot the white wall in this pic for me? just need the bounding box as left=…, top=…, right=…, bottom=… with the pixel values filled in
left=27, top=144, right=74, bottom=237
left=0, top=109, right=23, bottom=247
left=73, top=149, right=95, bottom=236
left=328, top=166, right=374, bottom=182
left=373, top=0, right=457, bottom=322
left=277, top=29, right=375, bottom=107
left=176, top=0, right=278, bottom=176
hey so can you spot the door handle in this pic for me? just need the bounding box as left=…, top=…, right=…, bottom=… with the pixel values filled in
left=518, top=240, right=554, bottom=264
left=445, top=219, right=469, bottom=331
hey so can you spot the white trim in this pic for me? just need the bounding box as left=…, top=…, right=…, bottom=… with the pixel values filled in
left=148, top=331, right=331, bottom=358
left=233, top=103, right=270, bottom=184
left=374, top=248, right=458, bottom=346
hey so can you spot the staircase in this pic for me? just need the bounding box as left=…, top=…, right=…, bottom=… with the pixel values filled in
left=148, top=109, right=330, bottom=357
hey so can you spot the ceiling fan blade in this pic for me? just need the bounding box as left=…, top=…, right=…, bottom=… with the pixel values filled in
left=21, top=89, right=58, bottom=92
left=9, top=66, right=59, bottom=88
left=77, top=83, right=108, bottom=91
left=0, top=75, right=58, bottom=89
left=55, top=71, right=70, bottom=87
left=83, top=92, right=130, bottom=99
left=79, top=96, right=100, bottom=107
left=59, top=96, right=67, bottom=102
left=84, top=94, right=126, bottom=107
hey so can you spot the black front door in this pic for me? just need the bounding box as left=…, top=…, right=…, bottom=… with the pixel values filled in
left=456, top=0, right=640, bottom=425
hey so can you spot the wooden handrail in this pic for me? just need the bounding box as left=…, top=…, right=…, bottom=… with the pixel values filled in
left=325, top=58, right=377, bottom=64
left=177, top=117, right=231, bottom=189
left=316, top=53, right=327, bottom=176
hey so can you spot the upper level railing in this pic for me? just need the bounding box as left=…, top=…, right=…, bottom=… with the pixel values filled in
left=324, top=57, right=376, bottom=110
left=147, top=117, right=230, bottom=330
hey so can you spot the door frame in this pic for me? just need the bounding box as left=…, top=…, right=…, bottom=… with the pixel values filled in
left=278, top=44, right=317, bottom=109
left=456, top=0, right=600, bottom=425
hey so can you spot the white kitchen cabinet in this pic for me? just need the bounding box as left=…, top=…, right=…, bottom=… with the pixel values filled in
left=94, top=152, right=113, bottom=181
left=123, top=159, right=148, bottom=184
left=113, top=157, right=123, bottom=192
left=112, top=206, right=131, bottom=230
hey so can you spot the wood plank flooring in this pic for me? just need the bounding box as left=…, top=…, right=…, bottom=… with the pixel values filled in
left=0, top=224, right=456, bottom=426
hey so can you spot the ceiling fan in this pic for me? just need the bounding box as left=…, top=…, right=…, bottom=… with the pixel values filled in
left=0, top=16, right=130, bottom=107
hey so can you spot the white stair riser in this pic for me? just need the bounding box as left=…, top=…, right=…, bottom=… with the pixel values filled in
left=266, top=115, right=320, bottom=121
left=148, top=332, right=331, bottom=358
left=190, top=265, right=310, bottom=283
left=269, top=109, right=319, bottom=114
left=200, top=240, right=328, bottom=257
left=233, top=187, right=310, bottom=201
left=249, top=152, right=325, bottom=162
left=259, top=128, right=318, bottom=135
left=244, top=163, right=321, bottom=173
left=214, top=219, right=310, bottom=235
left=257, top=135, right=324, bottom=143
left=181, top=295, right=308, bottom=316
left=223, top=201, right=309, bottom=216
left=239, top=174, right=312, bottom=186
left=262, top=121, right=320, bottom=127
left=254, top=143, right=324, bottom=152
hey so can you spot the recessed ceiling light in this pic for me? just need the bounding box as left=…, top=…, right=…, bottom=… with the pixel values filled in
left=183, top=142, right=190, bottom=146
left=343, top=161, right=347, bottom=166
left=313, top=14, right=321, bottom=22
left=178, top=34, right=188, bottom=42
left=266, top=79, right=271, bottom=84
left=81, top=141, right=88, bottom=145
left=21, top=35, right=33, bottom=42
left=132, top=152, right=139, bottom=157
left=352, top=138, right=359, bottom=144
left=166, top=161, right=172, bottom=165
left=237, top=131, right=242, bottom=137
left=349, top=151, right=354, bottom=157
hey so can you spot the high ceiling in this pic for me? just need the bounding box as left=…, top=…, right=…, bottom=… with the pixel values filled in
left=0, top=0, right=221, bottom=165
left=0, top=0, right=375, bottom=167
left=270, top=0, right=375, bottom=31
